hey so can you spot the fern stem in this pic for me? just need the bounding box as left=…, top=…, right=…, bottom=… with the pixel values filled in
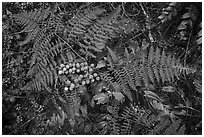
left=55, top=34, right=86, bottom=62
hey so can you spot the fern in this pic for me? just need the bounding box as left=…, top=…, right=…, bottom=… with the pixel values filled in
left=129, top=46, right=195, bottom=85
left=101, top=45, right=195, bottom=103
left=147, top=118, right=186, bottom=135
left=107, top=99, right=120, bottom=135
left=147, top=117, right=169, bottom=134
left=81, top=6, right=121, bottom=54
left=12, top=7, right=50, bottom=32
left=65, top=7, right=106, bottom=39
left=58, top=88, right=80, bottom=127
left=161, top=119, right=186, bottom=135
left=12, top=7, right=51, bottom=45
left=121, top=106, right=186, bottom=135
left=120, top=106, right=156, bottom=135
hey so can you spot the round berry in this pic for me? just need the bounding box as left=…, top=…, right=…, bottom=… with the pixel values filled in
left=64, top=87, right=69, bottom=91
left=79, top=75, right=83, bottom=79
left=84, top=73, right=88, bottom=78
left=80, top=62, right=84, bottom=67
left=65, top=71, right=69, bottom=74
left=84, top=62, right=88, bottom=66
left=72, top=67, right=76, bottom=72
left=63, top=67, right=67, bottom=72
left=66, top=64, right=70, bottom=69
left=58, top=70, right=63, bottom=75
left=82, top=81, right=86, bottom=85
left=74, top=79, right=78, bottom=83
left=69, top=87, right=73, bottom=91
left=60, top=64, right=65, bottom=68
left=86, top=79, right=90, bottom=84
left=76, top=63, right=80, bottom=68
left=72, top=63, right=75, bottom=67
left=90, top=63, right=94, bottom=67
left=75, top=83, right=79, bottom=88
left=66, top=80, right=71, bottom=85
left=89, top=68, right=93, bottom=72
left=69, top=69, right=72, bottom=73
left=76, top=69, right=80, bottom=73
left=89, top=75, right=93, bottom=79
left=81, top=67, right=84, bottom=71
left=77, top=77, right=82, bottom=81
left=84, top=66, right=88, bottom=70
left=69, top=63, right=72, bottom=67
left=70, top=83, right=75, bottom=88
left=91, top=79, right=95, bottom=83
left=93, top=73, right=97, bottom=77
left=96, top=77, right=100, bottom=81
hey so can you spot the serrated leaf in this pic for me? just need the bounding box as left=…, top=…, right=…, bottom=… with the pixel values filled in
left=6, top=9, right=12, bottom=15
left=93, top=81, right=107, bottom=94
left=169, top=2, right=177, bottom=7
left=91, top=93, right=109, bottom=106
left=165, top=6, right=173, bottom=11
left=162, top=86, right=175, bottom=92
left=197, top=30, right=202, bottom=37
left=182, top=12, right=191, bottom=19
left=80, top=104, right=87, bottom=117
left=150, top=100, right=164, bottom=111
left=172, top=110, right=186, bottom=116
left=107, top=46, right=118, bottom=64
left=144, top=90, right=162, bottom=102
left=107, top=106, right=114, bottom=114
left=96, top=60, right=106, bottom=69
left=112, top=92, right=125, bottom=102
left=142, top=39, right=149, bottom=50
left=196, top=37, right=202, bottom=45
left=158, top=15, right=165, bottom=20
left=96, top=121, right=107, bottom=129
left=84, top=124, right=93, bottom=133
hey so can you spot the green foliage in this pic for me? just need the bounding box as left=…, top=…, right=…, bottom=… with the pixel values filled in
left=2, top=2, right=201, bottom=135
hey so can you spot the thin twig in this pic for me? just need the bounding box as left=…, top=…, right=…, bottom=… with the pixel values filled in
left=55, top=34, right=86, bottom=62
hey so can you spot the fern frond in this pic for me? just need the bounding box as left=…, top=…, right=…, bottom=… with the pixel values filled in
left=82, top=6, right=121, bottom=52
left=161, top=119, right=185, bottom=135
left=127, top=46, right=195, bottom=86
left=111, top=69, right=133, bottom=101
left=147, top=118, right=169, bottom=135
left=120, top=106, right=158, bottom=135
left=12, top=8, right=51, bottom=46
left=12, top=7, right=50, bottom=32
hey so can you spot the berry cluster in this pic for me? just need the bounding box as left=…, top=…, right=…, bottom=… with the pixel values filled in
left=58, top=62, right=100, bottom=91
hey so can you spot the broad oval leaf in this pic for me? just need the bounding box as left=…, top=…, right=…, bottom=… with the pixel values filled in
left=162, top=86, right=175, bottom=92
left=150, top=100, right=164, bottom=110
left=144, top=90, right=162, bottom=102
left=96, top=60, right=106, bottom=69
left=80, top=104, right=87, bottom=117
left=91, top=93, right=109, bottom=106
left=112, top=92, right=125, bottom=102
left=84, top=124, right=93, bottom=133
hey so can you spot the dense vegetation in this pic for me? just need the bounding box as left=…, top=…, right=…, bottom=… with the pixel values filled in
left=2, top=2, right=202, bottom=135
